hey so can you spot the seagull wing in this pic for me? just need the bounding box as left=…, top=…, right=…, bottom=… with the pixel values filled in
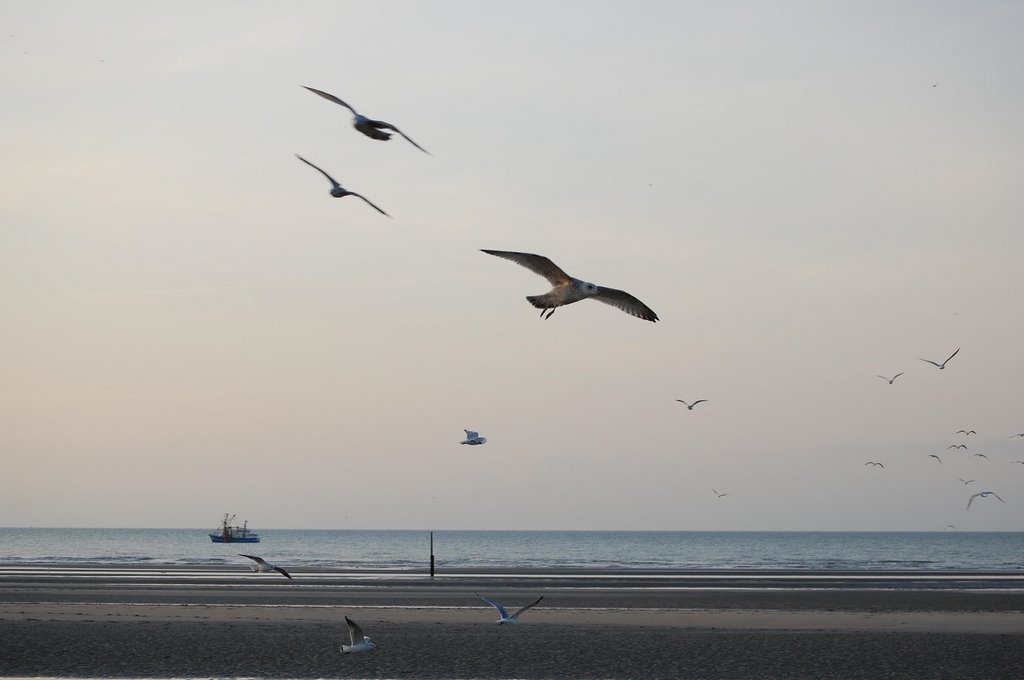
left=347, top=191, right=391, bottom=217
left=875, top=375, right=890, bottom=381
left=373, top=120, right=430, bottom=155
left=476, top=593, right=509, bottom=619
left=295, top=154, right=341, bottom=189
left=239, top=554, right=267, bottom=567
left=345, top=617, right=366, bottom=645
left=991, top=492, right=1005, bottom=503
left=273, top=566, right=293, bottom=579
left=302, top=86, right=358, bottom=115
left=511, top=596, right=543, bottom=620
left=690, top=400, right=708, bottom=407
left=892, top=372, right=904, bottom=381
left=480, top=250, right=572, bottom=286
left=944, top=347, right=961, bottom=364
left=966, top=493, right=979, bottom=510
left=593, top=286, right=659, bottom=322
left=464, top=430, right=479, bottom=439
left=919, top=358, right=942, bottom=367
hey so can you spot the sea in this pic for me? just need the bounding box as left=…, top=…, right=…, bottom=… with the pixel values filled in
left=1, top=528, right=1022, bottom=571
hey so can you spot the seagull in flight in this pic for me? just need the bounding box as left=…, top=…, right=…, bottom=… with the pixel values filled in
left=973, top=453, right=989, bottom=460
left=239, top=554, right=292, bottom=579
left=864, top=461, right=884, bottom=468
left=676, top=399, right=708, bottom=410
left=712, top=488, right=728, bottom=498
left=876, top=373, right=904, bottom=384
left=947, top=444, right=967, bottom=450
left=476, top=593, right=543, bottom=624
left=966, top=491, right=1004, bottom=510
left=958, top=478, right=975, bottom=485
left=919, top=347, right=960, bottom=369
left=295, top=155, right=390, bottom=216
left=460, top=429, right=487, bottom=445
left=956, top=430, right=977, bottom=436
left=302, top=86, right=429, bottom=154
left=340, top=617, right=377, bottom=653
left=481, top=250, right=658, bottom=322
left=928, top=454, right=942, bottom=464
left=1010, top=433, right=1024, bottom=439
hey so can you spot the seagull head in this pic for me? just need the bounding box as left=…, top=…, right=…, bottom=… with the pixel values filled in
left=578, top=280, right=599, bottom=296
left=330, top=187, right=347, bottom=198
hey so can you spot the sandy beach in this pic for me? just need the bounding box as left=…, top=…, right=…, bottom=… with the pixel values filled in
left=2, top=565, right=1023, bottom=679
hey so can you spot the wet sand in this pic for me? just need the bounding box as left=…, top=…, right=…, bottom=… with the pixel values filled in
left=2, top=565, right=1023, bottom=678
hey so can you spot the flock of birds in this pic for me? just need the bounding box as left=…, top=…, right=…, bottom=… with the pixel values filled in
left=240, top=549, right=543, bottom=654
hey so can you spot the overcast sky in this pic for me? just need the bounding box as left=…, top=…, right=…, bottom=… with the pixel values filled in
left=2, top=1, right=1023, bottom=531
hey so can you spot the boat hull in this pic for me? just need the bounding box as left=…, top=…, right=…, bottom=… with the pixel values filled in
left=209, top=533, right=260, bottom=543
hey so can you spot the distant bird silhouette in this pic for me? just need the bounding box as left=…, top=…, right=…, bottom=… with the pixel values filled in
left=482, top=250, right=658, bottom=322
left=966, top=491, right=1004, bottom=510
left=956, top=430, right=977, bottom=436
left=712, top=488, right=728, bottom=498
left=864, top=461, right=884, bottom=468
left=295, top=155, right=390, bottom=216
left=919, top=347, right=960, bottom=369
left=876, top=373, right=904, bottom=384
left=340, top=617, right=376, bottom=653
left=239, top=554, right=292, bottom=579
left=928, top=454, right=942, bottom=464
left=676, top=399, right=708, bottom=410
left=958, top=478, right=975, bottom=485
left=476, top=593, right=543, bottom=624
left=1012, top=461, right=1024, bottom=465
left=302, top=86, right=429, bottom=154
left=947, top=444, right=967, bottom=450
left=1010, top=433, right=1024, bottom=439
left=973, top=453, right=989, bottom=460
left=460, top=429, right=487, bottom=445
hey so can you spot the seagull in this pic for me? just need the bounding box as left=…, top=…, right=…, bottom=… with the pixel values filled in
left=876, top=373, right=904, bottom=384
left=956, top=430, right=977, bottom=436
left=973, top=453, right=989, bottom=460
left=476, top=593, right=543, bottom=625
left=928, top=454, right=942, bottom=464
left=481, top=250, right=658, bottom=322
left=676, top=399, right=707, bottom=410
left=340, top=616, right=377, bottom=653
left=712, top=488, right=728, bottom=498
left=919, top=347, right=960, bottom=369
left=302, top=86, right=429, bottom=154
left=295, top=155, right=390, bottom=216
left=239, top=554, right=292, bottom=579
left=966, top=491, right=1004, bottom=510
left=1009, top=433, right=1024, bottom=438
left=1012, top=461, right=1024, bottom=465
left=947, top=444, right=967, bottom=450
left=864, top=461, right=884, bottom=468
left=460, top=429, right=487, bottom=445
left=958, top=478, right=975, bottom=485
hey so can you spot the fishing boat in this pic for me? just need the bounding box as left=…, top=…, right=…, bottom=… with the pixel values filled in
left=209, top=514, right=260, bottom=543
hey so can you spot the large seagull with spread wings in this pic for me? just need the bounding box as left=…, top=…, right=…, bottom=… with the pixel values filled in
left=481, top=250, right=658, bottom=322
left=302, top=86, right=430, bottom=154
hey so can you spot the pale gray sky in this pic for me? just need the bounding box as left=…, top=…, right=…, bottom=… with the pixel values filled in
left=2, top=1, right=1023, bottom=531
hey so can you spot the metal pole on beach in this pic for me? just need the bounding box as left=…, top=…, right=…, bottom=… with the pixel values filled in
left=429, top=531, right=435, bottom=577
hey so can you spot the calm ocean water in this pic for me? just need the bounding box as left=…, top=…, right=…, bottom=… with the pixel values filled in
left=1, top=528, right=1021, bottom=571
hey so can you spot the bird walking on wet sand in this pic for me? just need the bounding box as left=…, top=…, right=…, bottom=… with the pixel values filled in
left=295, top=155, right=391, bottom=216
left=481, top=250, right=658, bottom=322
left=239, top=554, right=292, bottom=579
left=876, top=373, right=904, bottom=384
left=919, top=347, right=960, bottom=369
left=476, top=593, right=544, bottom=624
left=460, top=429, right=487, bottom=445
left=302, top=86, right=429, bottom=154
left=676, top=399, right=708, bottom=410
left=341, top=617, right=377, bottom=653
left=966, top=491, right=1004, bottom=510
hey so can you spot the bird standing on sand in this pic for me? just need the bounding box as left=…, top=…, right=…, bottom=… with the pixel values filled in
left=341, top=617, right=377, bottom=653
left=239, top=554, right=292, bottom=579
left=460, top=429, right=487, bottom=445
left=476, top=593, right=543, bottom=624
left=876, top=373, right=904, bottom=384
left=966, top=491, right=1004, bottom=510
left=302, top=86, right=429, bottom=154
left=295, top=155, right=391, bottom=216
left=481, top=250, right=658, bottom=322
left=676, top=399, right=707, bottom=410
left=919, top=348, right=960, bottom=369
